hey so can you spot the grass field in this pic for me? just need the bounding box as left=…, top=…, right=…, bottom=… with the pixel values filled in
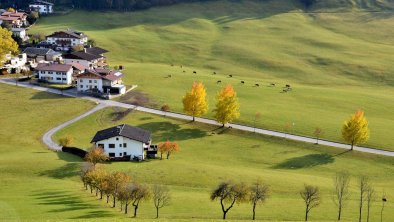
left=0, top=85, right=129, bottom=221
left=54, top=106, right=394, bottom=221
left=30, top=0, right=394, bottom=151
left=31, top=0, right=394, bottom=150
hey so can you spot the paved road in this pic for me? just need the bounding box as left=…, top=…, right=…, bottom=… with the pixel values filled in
left=1, top=79, right=393, bottom=157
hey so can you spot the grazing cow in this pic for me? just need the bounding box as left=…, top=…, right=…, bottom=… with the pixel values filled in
left=255, top=84, right=260, bottom=87
left=217, top=80, right=222, bottom=84
left=270, top=83, right=276, bottom=86
left=286, top=84, right=291, bottom=88
left=229, top=75, right=233, bottom=78
left=241, top=81, right=245, bottom=84
left=168, top=74, right=172, bottom=78
left=193, top=71, right=197, bottom=74
left=283, top=89, right=288, bottom=93
left=213, top=72, right=216, bottom=75
left=183, top=70, right=186, bottom=73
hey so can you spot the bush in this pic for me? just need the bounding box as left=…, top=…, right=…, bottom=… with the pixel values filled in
left=58, top=136, right=74, bottom=147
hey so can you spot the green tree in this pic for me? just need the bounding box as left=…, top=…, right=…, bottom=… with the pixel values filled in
left=342, top=110, right=370, bottom=150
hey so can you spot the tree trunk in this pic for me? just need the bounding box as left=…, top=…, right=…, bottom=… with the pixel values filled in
left=95, top=188, right=98, bottom=196
left=100, top=190, right=103, bottom=199
left=367, top=204, right=370, bottom=222
left=120, top=202, right=123, bottom=212
left=305, top=208, right=308, bottom=221
left=351, top=141, right=354, bottom=151
left=106, top=195, right=109, bottom=203
left=338, top=205, right=342, bottom=221
left=156, top=207, right=159, bottom=218
left=359, top=194, right=363, bottom=222
left=193, top=116, right=195, bottom=121
left=223, top=210, right=227, bottom=220
left=134, top=205, right=138, bottom=217
left=166, top=152, right=170, bottom=159
left=90, top=185, right=93, bottom=193
left=252, top=202, right=256, bottom=220
left=160, top=152, right=163, bottom=160
left=113, top=196, right=116, bottom=208
left=125, top=203, right=128, bottom=214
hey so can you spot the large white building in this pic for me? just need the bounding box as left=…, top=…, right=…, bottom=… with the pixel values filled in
left=36, top=63, right=73, bottom=84
left=76, top=68, right=126, bottom=95
left=29, top=0, right=54, bottom=14
left=46, top=30, right=88, bottom=51
left=91, top=124, right=152, bottom=160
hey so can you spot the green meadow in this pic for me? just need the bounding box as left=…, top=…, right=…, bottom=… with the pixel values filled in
left=30, top=0, right=394, bottom=151
left=54, top=106, right=394, bottom=221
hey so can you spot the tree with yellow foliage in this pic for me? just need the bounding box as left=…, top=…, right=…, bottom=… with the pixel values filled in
left=182, top=82, right=208, bottom=121
left=7, top=8, right=16, bottom=12
left=214, top=84, right=240, bottom=127
left=342, top=110, right=370, bottom=150
left=0, top=27, right=19, bottom=66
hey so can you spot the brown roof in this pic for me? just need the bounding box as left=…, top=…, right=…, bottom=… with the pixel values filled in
left=1, top=12, right=26, bottom=19
left=36, top=64, right=73, bottom=72
left=46, top=30, right=86, bottom=39
left=77, top=69, right=123, bottom=81
left=68, top=62, right=87, bottom=71
left=0, top=16, right=20, bottom=21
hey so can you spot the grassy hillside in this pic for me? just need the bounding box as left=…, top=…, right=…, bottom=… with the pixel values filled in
left=0, top=85, right=125, bottom=220
left=30, top=0, right=394, bottom=151
left=54, top=106, right=394, bottom=221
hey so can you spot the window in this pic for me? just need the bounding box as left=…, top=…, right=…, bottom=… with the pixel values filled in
left=116, top=137, right=119, bottom=141
left=80, top=79, right=83, bottom=83
left=120, top=144, right=122, bottom=148
left=94, top=80, right=97, bottom=83
left=109, top=153, right=115, bottom=157
left=80, top=85, right=83, bottom=88
left=97, top=144, right=104, bottom=148
left=119, top=153, right=122, bottom=156
left=123, top=143, right=127, bottom=148
left=56, top=78, right=61, bottom=80
left=62, top=78, right=66, bottom=80
left=108, top=144, right=115, bottom=149
left=89, top=80, right=92, bottom=83
left=123, top=152, right=127, bottom=155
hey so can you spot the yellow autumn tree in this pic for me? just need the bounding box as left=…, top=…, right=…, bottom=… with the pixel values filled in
left=342, top=110, right=370, bottom=150
left=182, top=82, right=208, bottom=121
left=0, top=27, right=19, bottom=66
left=214, top=84, right=240, bottom=127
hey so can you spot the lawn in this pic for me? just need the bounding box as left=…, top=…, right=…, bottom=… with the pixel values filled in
left=54, top=106, right=394, bottom=221
left=30, top=0, right=394, bottom=151
left=0, top=85, right=130, bottom=221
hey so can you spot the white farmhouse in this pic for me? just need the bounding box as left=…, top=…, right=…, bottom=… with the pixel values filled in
left=11, top=28, right=28, bottom=41
left=46, top=30, right=88, bottom=51
left=76, top=68, right=126, bottom=94
left=29, top=0, right=54, bottom=14
left=35, top=63, right=73, bottom=84
left=91, top=124, right=152, bottom=160
left=1, top=53, right=28, bottom=73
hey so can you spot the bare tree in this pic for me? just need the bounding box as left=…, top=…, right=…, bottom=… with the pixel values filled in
left=359, top=176, right=369, bottom=222
left=130, top=183, right=150, bottom=217
left=249, top=181, right=269, bottom=220
left=300, top=184, right=321, bottom=221
left=366, top=185, right=375, bottom=222
left=210, top=181, right=248, bottom=220
left=380, top=193, right=387, bottom=222
left=314, top=127, right=323, bottom=144
left=333, top=172, right=351, bottom=221
left=153, top=185, right=171, bottom=219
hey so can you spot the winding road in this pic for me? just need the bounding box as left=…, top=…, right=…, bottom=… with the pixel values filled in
left=1, top=78, right=393, bottom=157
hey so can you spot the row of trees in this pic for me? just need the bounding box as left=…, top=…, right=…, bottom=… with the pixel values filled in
left=182, top=82, right=240, bottom=126
left=211, top=173, right=386, bottom=221
left=81, top=148, right=171, bottom=218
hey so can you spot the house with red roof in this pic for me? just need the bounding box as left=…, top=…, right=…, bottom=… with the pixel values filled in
left=76, top=68, right=126, bottom=95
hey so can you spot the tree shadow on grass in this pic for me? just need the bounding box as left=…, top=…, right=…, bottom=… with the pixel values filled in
left=273, top=153, right=335, bottom=169
left=138, top=121, right=207, bottom=141
left=31, top=190, right=115, bottom=218
left=38, top=152, right=82, bottom=179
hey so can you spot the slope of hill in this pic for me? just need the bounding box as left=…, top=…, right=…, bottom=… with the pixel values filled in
left=30, top=0, right=394, bottom=150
